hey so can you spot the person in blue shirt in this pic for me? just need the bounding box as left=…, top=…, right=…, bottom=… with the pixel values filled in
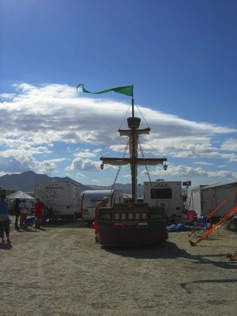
left=0, top=194, right=11, bottom=244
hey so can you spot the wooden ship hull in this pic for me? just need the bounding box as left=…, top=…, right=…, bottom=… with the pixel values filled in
left=98, top=204, right=168, bottom=247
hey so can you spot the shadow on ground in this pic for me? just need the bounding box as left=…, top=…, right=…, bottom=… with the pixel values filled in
left=102, top=240, right=237, bottom=270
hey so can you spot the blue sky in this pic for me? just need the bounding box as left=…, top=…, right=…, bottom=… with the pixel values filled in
left=0, top=0, right=236, bottom=188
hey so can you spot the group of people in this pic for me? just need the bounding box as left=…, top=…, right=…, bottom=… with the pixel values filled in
left=2, top=192, right=107, bottom=244
left=0, top=194, right=46, bottom=244
left=14, top=196, right=46, bottom=230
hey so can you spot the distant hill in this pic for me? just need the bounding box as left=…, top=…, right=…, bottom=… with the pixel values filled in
left=0, top=171, right=92, bottom=193
left=0, top=171, right=134, bottom=194
left=0, top=171, right=190, bottom=197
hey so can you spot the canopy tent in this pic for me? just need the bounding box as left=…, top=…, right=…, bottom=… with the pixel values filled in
left=6, top=190, right=35, bottom=200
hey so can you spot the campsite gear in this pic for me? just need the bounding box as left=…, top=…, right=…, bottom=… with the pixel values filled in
left=6, top=191, right=34, bottom=200
left=189, top=206, right=237, bottom=246
left=226, top=216, right=237, bottom=232
left=193, top=215, right=208, bottom=237
left=23, top=217, right=37, bottom=230
left=187, top=194, right=232, bottom=237
left=167, top=223, right=195, bottom=232
left=186, top=184, right=237, bottom=220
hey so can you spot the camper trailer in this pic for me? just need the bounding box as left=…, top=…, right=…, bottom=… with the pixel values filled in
left=186, top=182, right=237, bottom=219
left=143, top=181, right=183, bottom=218
left=35, top=181, right=81, bottom=221
left=81, top=190, right=123, bottom=224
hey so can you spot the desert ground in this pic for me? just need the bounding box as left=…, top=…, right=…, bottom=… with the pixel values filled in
left=0, top=218, right=236, bottom=316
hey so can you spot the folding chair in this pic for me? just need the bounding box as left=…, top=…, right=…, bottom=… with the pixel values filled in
left=23, top=216, right=37, bottom=230
left=194, top=215, right=208, bottom=237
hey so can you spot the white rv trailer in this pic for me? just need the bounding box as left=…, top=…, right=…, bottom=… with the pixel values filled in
left=81, top=189, right=123, bottom=224
left=35, top=181, right=81, bottom=221
left=143, top=181, right=183, bottom=218
left=186, top=182, right=237, bottom=218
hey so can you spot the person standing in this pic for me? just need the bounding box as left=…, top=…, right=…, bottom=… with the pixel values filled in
left=34, top=196, right=46, bottom=229
left=14, top=198, right=21, bottom=230
left=19, top=199, right=28, bottom=229
left=94, top=197, right=108, bottom=243
left=0, top=194, right=11, bottom=244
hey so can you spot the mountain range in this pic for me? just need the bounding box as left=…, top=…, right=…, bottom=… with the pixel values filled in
left=0, top=171, right=136, bottom=195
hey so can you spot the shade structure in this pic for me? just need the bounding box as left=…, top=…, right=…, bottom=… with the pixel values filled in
left=6, top=190, right=35, bottom=200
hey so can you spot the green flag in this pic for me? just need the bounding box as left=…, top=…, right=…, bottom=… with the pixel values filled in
left=77, top=84, right=133, bottom=97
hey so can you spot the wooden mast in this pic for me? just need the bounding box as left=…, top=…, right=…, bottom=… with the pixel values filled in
left=130, top=95, right=139, bottom=202
left=100, top=87, right=167, bottom=202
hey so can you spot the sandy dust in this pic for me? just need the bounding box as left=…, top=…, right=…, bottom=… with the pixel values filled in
left=0, top=218, right=236, bottom=316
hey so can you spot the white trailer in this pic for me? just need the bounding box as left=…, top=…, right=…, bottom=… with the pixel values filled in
left=81, top=189, right=123, bottom=224
left=35, top=181, right=81, bottom=221
left=143, top=181, right=183, bottom=218
left=186, top=182, right=237, bottom=218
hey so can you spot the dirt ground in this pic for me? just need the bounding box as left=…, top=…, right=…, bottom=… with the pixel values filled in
left=0, top=218, right=236, bottom=316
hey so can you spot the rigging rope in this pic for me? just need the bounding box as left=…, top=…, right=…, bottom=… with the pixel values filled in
left=139, top=135, right=166, bottom=158
left=118, top=101, right=151, bottom=130
left=138, top=138, right=151, bottom=183
left=110, top=139, right=130, bottom=194
left=134, top=102, right=150, bottom=129
left=118, top=105, right=132, bottom=130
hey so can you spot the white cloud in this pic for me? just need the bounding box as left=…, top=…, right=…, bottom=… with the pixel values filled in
left=66, top=157, right=100, bottom=172
left=146, top=165, right=237, bottom=183
left=220, top=138, right=237, bottom=151
left=74, top=149, right=99, bottom=159
left=194, top=161, right=215, bottom=166
left=0, top=82, right=236, bottom=186
left=76, top=173, right=86, bottom=179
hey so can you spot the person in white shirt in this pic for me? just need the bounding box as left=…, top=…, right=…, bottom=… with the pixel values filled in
left=19, top=199, right=28, bottom=229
